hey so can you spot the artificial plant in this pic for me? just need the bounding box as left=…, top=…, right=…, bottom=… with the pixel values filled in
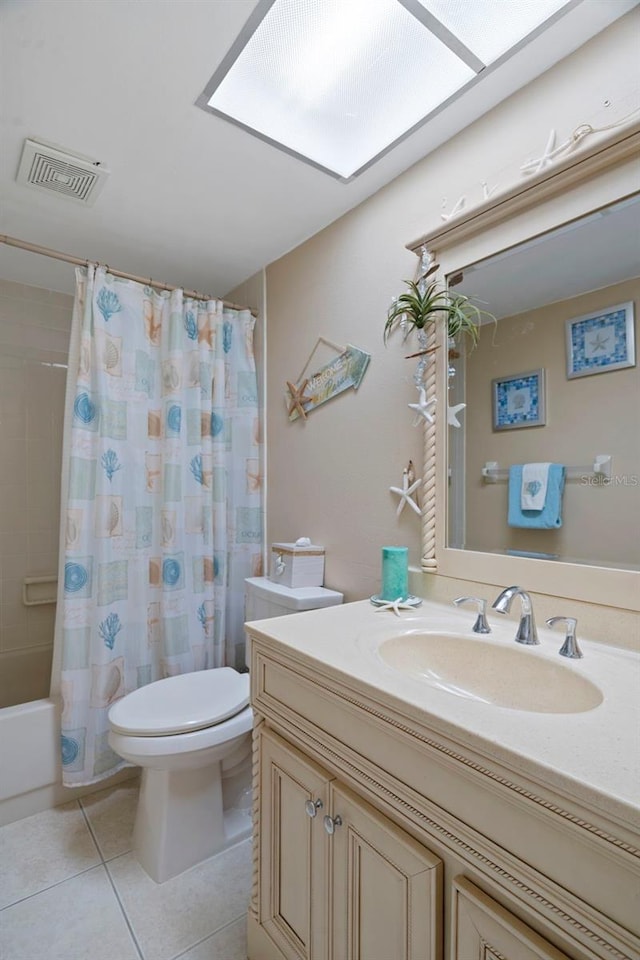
left=384, top=260, right=495, bottom=352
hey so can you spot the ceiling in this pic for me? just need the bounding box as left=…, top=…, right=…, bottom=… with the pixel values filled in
left=0, top=0, right=636, bottom=300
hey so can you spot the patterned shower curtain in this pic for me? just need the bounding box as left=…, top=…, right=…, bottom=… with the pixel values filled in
left=56, top=265, right=262, bottom=786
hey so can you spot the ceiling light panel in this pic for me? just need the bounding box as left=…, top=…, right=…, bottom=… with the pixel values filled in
left=204, top=0, right=475, bottom=179
left=414, top=0, right=574, bottom=65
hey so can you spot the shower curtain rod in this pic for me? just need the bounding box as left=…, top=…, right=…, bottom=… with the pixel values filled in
left=0, top=234, right=256, bottom=315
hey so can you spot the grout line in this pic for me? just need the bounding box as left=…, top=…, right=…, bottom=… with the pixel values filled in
left=78, top=796, right=106, bottom=863
left=169, top=913, right=247, bottom=960
left=0, top=861, right=102, bottom=912
left=0, top=799, right=99, bottom=911
left=103, top=859, right=145, bottom=960
left=103, top=848, right=133, bottom=864
left=78, top=800, right=144, bottom=959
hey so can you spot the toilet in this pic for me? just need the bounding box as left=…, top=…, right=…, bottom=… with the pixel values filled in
left=108, top=667, right=253, bottom=883
left=244, top=575, right=343, bottom=620
left=108, top=577, right=343, bottom=883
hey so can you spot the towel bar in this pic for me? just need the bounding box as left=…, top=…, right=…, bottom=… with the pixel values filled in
left=482, top=455, right=611, bottom=482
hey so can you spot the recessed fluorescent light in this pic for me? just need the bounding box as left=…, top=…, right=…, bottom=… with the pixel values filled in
left=201, top=0, right=473, bottom=180
left=413, top=0, right=573, bottom=65
left=196, top=0, right=576, bottom=180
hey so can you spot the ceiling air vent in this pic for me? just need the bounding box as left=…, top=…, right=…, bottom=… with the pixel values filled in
left=16, top=138, right=110, bottom=205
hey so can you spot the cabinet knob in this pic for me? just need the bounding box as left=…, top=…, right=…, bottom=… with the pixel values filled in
left=304, top=798, right=323, bottom=818
left=323, top=814, right=343, bottom=835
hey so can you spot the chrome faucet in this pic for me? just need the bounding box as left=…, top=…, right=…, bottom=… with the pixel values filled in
left=491, top=585, right=539, bottom=645
left=546, top=616, right=583, bottom=659
left=453, top=596, right=491, bottom=634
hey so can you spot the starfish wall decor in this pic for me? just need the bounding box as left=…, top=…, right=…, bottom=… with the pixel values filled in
left=408, top=386, right=437, bottom=426
left=286, top=339, right=371, bottom=421
left=441, top=195, right=466, bottom=222
left=390, top=464, right=421, bottom=517
left=447, top=402, right=466, bottom=427
left=286, top=379, right=311, bottom=420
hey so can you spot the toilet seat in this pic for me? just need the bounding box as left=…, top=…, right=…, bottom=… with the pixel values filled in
left=108, top=667, right=250, bottom=736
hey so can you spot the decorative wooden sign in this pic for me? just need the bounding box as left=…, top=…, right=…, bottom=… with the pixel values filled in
left=287, top=339, right=371, bottom=421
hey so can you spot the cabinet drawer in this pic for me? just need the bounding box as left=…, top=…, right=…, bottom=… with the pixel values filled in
left=452, top=876, right=574, bottom=960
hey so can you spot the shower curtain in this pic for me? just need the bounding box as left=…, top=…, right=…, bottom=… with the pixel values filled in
left=55, top=265, right=262, bottom=786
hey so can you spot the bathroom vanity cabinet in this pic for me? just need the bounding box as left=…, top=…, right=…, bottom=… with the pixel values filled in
left=245, top=602, right=639, bottom=960
left=257, top=729, right=441, bottom=960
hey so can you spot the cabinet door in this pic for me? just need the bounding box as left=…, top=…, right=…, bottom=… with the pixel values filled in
left=329, top=782, right=442, bottom=960
left=259, top=729, right=334, bottom=960
left=452, top=876, right=572, bottom=960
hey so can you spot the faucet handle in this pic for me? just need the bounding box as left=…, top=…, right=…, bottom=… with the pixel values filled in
left=545, top=616, right=583, bottom=659
left=453, top=596, right=491, bottom=634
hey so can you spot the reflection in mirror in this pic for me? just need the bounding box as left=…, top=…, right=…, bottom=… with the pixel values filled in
left=447, top=194, right=640, bottom=571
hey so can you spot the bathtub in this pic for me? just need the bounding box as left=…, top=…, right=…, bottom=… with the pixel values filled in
left=0, top=696, right=135, bottom=826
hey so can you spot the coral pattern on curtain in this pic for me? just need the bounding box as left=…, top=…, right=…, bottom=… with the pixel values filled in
left=57, top=266, right=262, bottom=786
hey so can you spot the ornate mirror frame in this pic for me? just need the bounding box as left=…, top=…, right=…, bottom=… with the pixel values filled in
left=407, top=119, right=640, bottom=611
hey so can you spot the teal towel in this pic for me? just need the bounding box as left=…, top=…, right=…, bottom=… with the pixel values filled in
left=508, top=464, right=565, bottom=528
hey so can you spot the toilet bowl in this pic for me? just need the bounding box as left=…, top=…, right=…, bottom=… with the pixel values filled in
left=108, top=667, right=253, bottom=883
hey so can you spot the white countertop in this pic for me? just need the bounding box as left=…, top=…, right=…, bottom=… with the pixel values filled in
left=247, top=598, right=640, bottom=833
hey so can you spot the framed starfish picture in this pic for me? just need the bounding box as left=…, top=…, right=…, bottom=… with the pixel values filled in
left=565, top=302, right=635, bottom=379
left=492, top=369, right=545, bottom=431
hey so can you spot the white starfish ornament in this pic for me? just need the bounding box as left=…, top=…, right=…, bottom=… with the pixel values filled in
left=390, top=468, right=421, bottom=517
left=374, top=598, right=416, bottom=617
left=441, top=195, right=466, bottom=222
left=409, top=386, right=436, bottom=425
left=481, top=180, right=499, bottom=201
left=521, top=129, right=559, bottom=176
left=447, top=402, right=466, bottom=427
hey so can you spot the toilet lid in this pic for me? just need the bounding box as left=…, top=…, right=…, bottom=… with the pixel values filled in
left=108, top=668, right=250, bottom=736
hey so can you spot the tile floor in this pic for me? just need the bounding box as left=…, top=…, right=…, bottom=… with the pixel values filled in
left=0, top=780, right=251, bottom=960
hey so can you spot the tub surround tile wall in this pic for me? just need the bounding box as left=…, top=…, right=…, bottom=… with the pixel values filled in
left=0, top=278, right=72, bottom=707
left=0, top=781, right=251, bottom=960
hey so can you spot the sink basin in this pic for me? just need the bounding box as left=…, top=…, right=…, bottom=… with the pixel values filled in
left=377, top=633, right=603, bottom=713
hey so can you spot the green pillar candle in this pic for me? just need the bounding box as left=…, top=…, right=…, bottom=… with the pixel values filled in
left=381, top=546, right=409, bottom=601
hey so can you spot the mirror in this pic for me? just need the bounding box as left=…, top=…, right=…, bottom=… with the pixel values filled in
left=447, top=194, right=640, bottom=571
left=408, top=118, right=640, bottom=609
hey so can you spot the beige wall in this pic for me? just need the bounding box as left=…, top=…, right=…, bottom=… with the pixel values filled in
left=464, top=278, right=640, bottom=567
left=264, top=11, right=640, bottom=602
left=0, top=279, right=72, bottom=706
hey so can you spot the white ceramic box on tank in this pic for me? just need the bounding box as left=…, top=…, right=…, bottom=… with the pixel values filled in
left=269, top=542, right=325, bottom=588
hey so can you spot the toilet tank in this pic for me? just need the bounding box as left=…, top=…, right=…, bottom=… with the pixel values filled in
left=244, top=576, right=343, bottom=622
